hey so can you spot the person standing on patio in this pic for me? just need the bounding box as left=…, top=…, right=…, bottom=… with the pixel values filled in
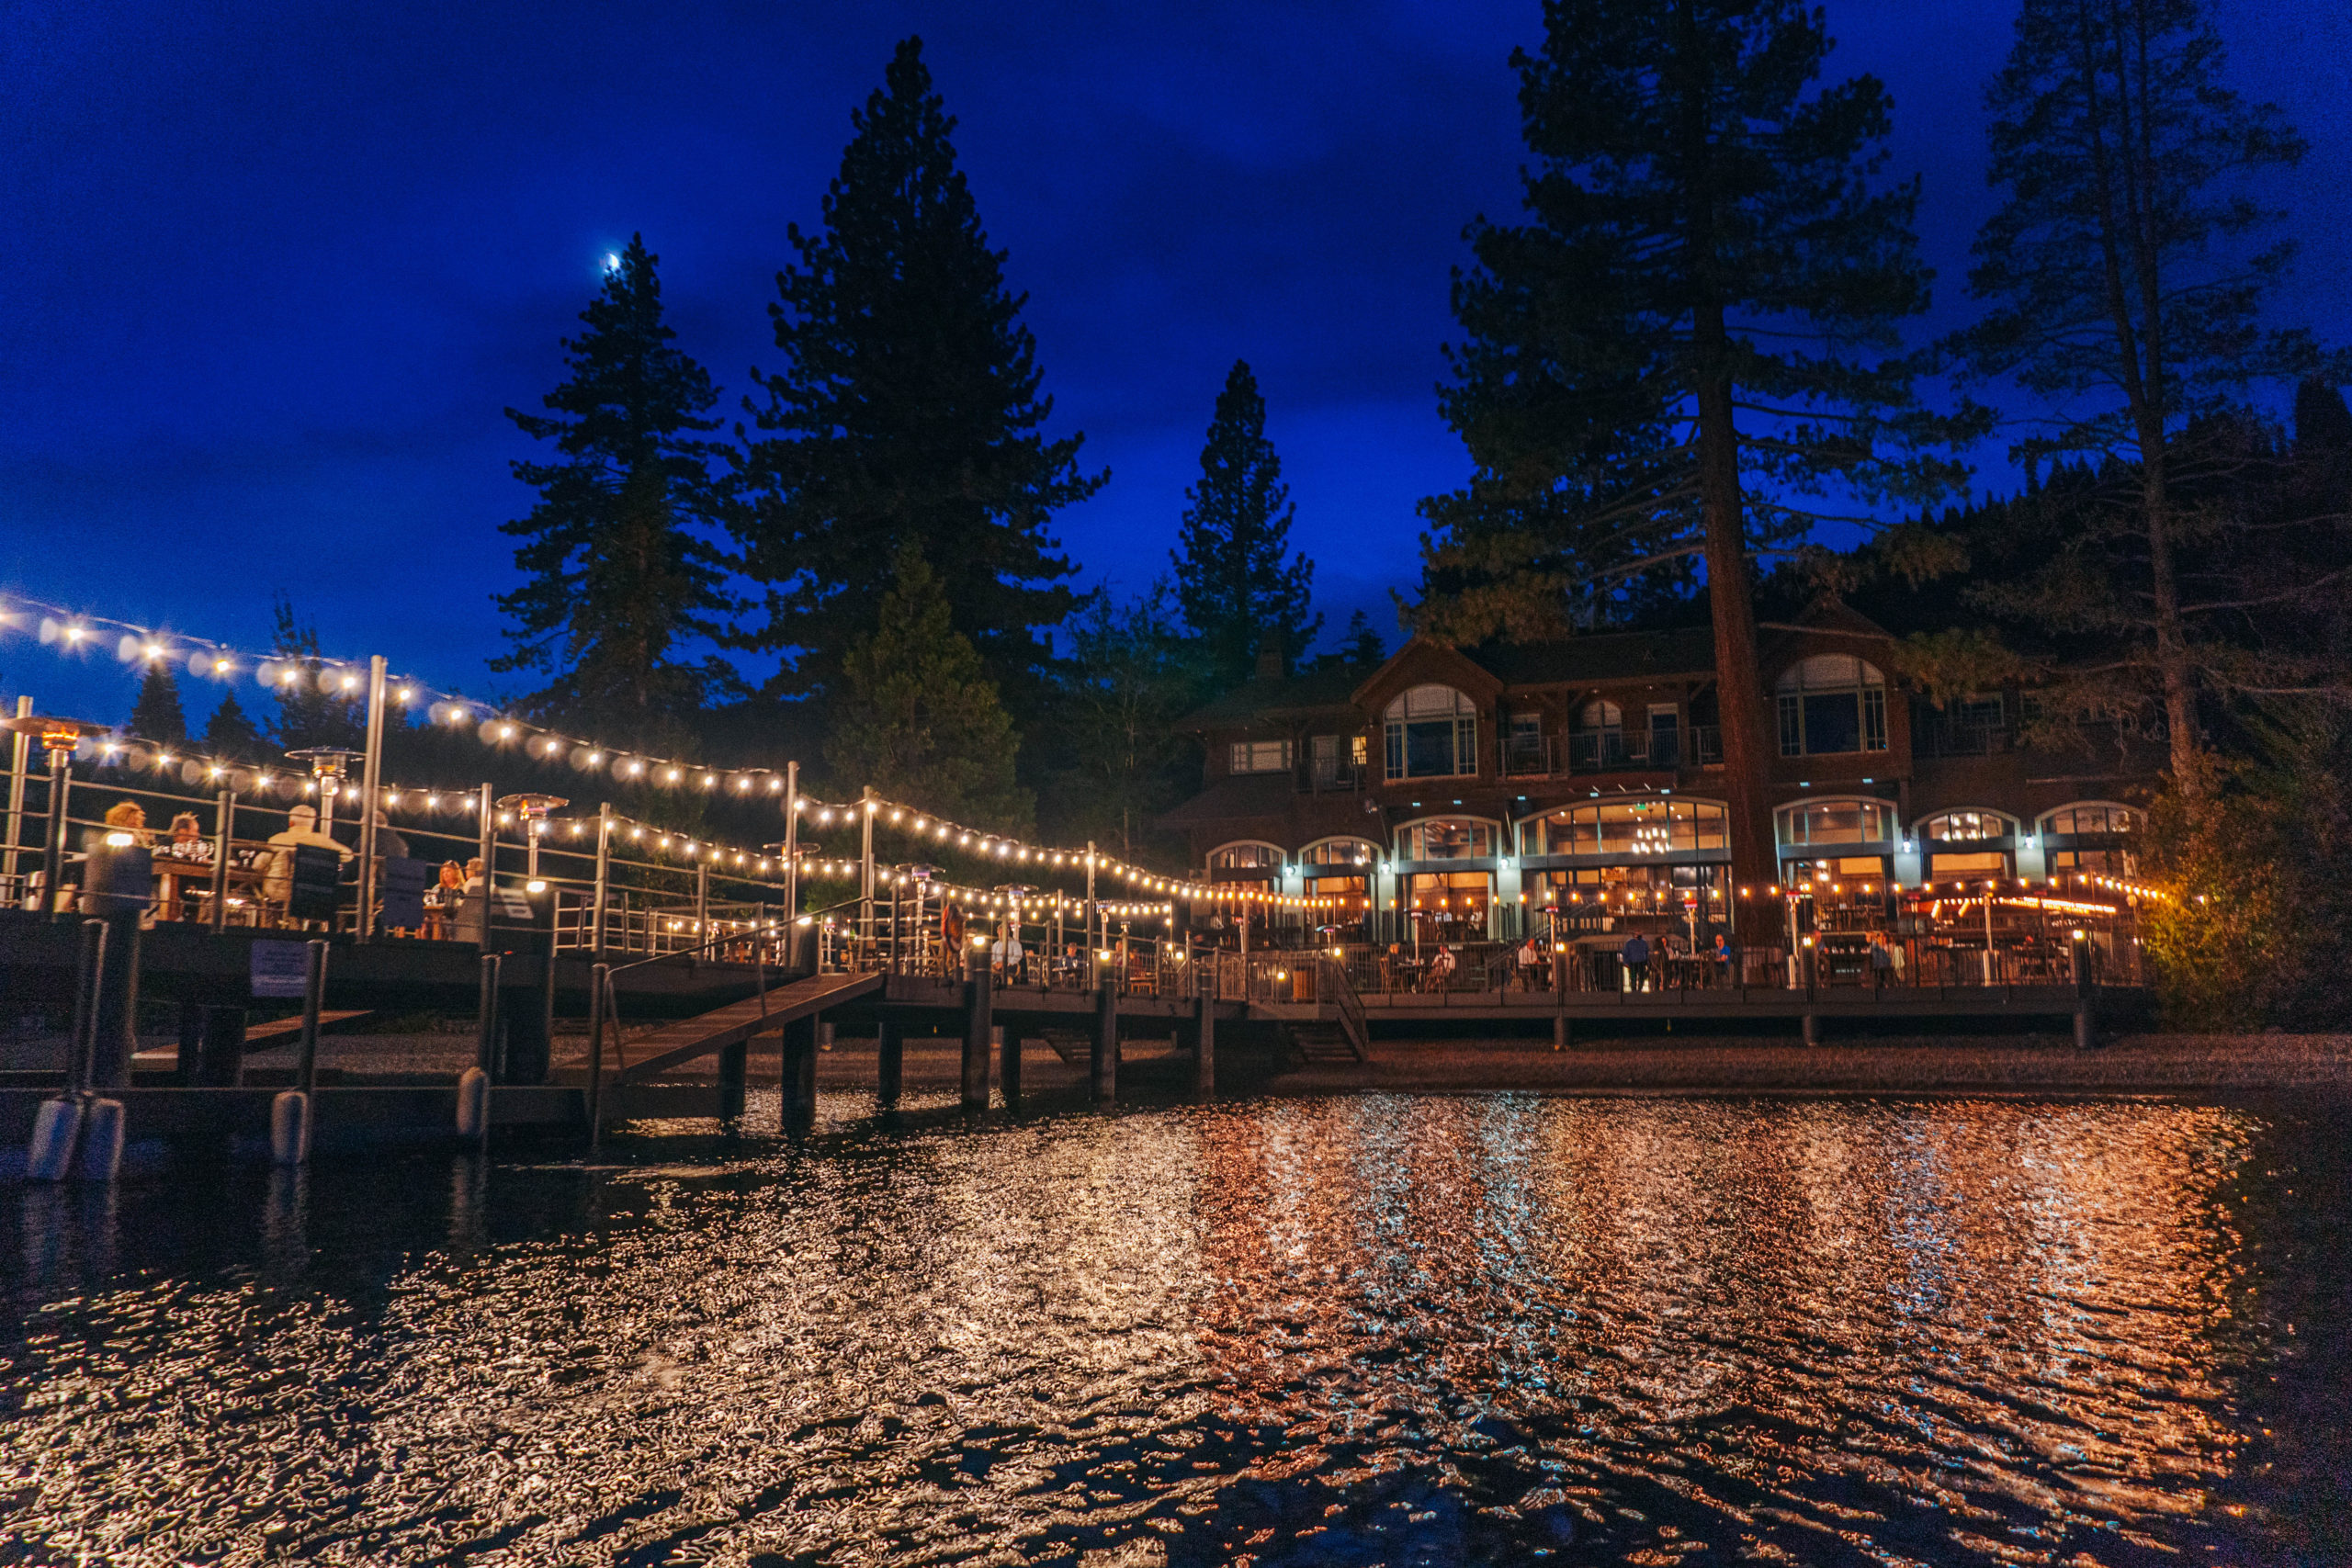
left=1622, top=931, right=1651, bottom=993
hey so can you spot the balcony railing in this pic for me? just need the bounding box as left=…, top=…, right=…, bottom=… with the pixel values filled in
left=1913, top=721, right=2010, bottom=758
left=1302, top=758, right=1365, bottom=794
left=1499, top=734, right=1555, bottom=776
left=1496, top=726, right=1724, bottom=777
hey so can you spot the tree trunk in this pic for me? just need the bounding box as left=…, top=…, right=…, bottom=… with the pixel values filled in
left=1691, top=309, right=1776, bottom=897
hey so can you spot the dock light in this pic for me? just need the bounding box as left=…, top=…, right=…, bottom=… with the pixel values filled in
left=213, top=657, right=232, bottom=674
left=526, top=879, right=548, bottom=894
left=103, top=830, right=134, bottom=847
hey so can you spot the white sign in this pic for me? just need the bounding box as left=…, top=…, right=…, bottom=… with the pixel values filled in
left=251, top=941, right=311, bottom=998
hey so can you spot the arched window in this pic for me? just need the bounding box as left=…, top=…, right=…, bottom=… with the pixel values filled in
left=1774, top=655, right=1888, bottom=756
left=1383, top=685, right=1478, bottom=780
left=1577, top=699, right=1622, bottom=729
left=1208, top=841, right=1283, bottom=871
left=2041, top=801, right=2142, bottom=874
left=2040, top=802, right=2140, bottom=837
left=1396, top=818, right=1498, bottom=862
left=1299, top=837, right=1380, bottom=867
left=1915, top=808, right=2018, bottom=842
left=1775, top=797, right=1897, bottom=850
left=1519, top=799, right=1730, bottom=858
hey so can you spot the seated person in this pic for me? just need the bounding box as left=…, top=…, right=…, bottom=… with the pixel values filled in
left=262, top=803, right=352, bottom=919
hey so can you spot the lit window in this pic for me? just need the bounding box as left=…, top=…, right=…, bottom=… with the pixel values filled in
left=1397, top=818, right=1497, bottom=860
left=1520, top=799, right=1729, bottom=857
left=1775, top=799, right=1896, bottom=847
left=1383, top=685, right=1478, bottom=779
left=1773, top=656, right=1888, bottom=756
left=1209, top=841, right=1283, bottom=870
left=1917, top=809, right=2016, bottom=842
left=1227, top=740, right=1293, bottom=774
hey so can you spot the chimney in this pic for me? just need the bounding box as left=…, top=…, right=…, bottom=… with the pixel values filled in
left=1254, top=628, right=1284, bottom=682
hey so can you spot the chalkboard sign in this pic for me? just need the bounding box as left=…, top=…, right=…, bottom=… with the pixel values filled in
left=288, top=844, right=342, bottom=920
left=378, top=857, right=430, bottom=931
left=251, top=940, right=311, bottom=998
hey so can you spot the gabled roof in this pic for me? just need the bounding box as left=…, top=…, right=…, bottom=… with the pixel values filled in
left=1156, top=771, right=1299, bottom=828
left=1177, top=662, right=1364, bottom=729
left=1476, top=626, right=1719, bottom=686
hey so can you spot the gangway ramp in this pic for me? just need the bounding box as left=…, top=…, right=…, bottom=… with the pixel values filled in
left=613, top=971, right=882, bottom=1084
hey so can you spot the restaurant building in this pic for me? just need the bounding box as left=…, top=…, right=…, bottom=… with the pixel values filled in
left=1162, top=600, right=2158, bottom=954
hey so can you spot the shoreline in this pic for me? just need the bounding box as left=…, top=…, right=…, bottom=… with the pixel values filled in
left=13, top=1031, right=2348, bottom=1100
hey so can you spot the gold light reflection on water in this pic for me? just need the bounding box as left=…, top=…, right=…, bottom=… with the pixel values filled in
left=0, top=1095, right=2291, bottom=1564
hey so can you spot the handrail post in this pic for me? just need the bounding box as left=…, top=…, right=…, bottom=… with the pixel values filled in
left=354, top=655, right=386, bottom=944
left=475, top=783, right=494, bottom=953
left=859, top=784, right=876, bottom=959
left=3, top=694, right=28, bottom=894
left=209, top=788, right=234, bottom=933
left=42, top=747, right=71, bottom=922
left=693, top=862, right=709, bottom=969
left=592, top=802, right=612, bottom=959
left=782, top=760, right=799, bottom=942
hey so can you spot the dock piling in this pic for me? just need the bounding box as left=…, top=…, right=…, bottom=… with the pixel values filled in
left=584, top=960, right=609, bottom=1148
left=876, top=1018, right=903, bottom=1107
left=998, top=1021, right=1020, bottom=1108
left=1193, top=993, right=1215, bottom=1099
left=781, top=1015, right=818, bottom=1124
left=963, top=966, right=993, bottom=1110
left=1091, top=980, right=1117, bottom=1105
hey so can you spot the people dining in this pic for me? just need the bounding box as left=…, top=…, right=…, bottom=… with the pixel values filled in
left=424, top=860, right=465, bottom=940
left=453, top=857, right=487, bottom=945
left=263, top=803, right=351, bottom=926
left=99, top=799, right=150, bottom=846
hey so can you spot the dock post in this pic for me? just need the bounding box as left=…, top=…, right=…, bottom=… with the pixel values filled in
left=27, top=919, right=104, bottom=1181
left=876, top=1017, right=903, bottom=1107
left=717, top=1039, right=747, bottom=1121
left=999, top=1021, right=1021, bottom=1108
left=1802, top=1010, right=1821, bottom=1047
left=962, top=964, right=993, bottom=1110
left=1193, top=992, right=1215, bottom=1099
left=272, top=939, right=326, bottom=1168
left=1091, top=979, right=1117, bottom=1105
left=1553, top=1012, right=1569, bottom=1052
left=797, top=1016, right=819, bottom=1110
left=584, top=960, right=609, bottom=1148
left=463, top=953, right=499, bottom=1145
left=780, top=1015, right=817, bottom=1124
left=2071, top=930, right=2098, bottom=1049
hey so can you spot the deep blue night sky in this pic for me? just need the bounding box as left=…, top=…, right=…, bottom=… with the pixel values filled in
left=4, top=0, right=2345, bottom=730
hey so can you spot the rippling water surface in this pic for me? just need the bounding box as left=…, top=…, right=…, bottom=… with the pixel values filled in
left=6, top=1091, right=2350, bottom=1566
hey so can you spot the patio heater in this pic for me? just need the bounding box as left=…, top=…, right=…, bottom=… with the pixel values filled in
left=5, top=714, right=103, bottom=919
left=495, top=794, right=570, bottom=884
left=284, top=746, right=362, bottom=835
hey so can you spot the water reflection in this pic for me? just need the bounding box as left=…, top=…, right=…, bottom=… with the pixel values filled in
left=2, top=1093, right=2343, bottom=1565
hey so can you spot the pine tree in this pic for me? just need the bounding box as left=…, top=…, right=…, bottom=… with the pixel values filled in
left=1170, top=359, right=1319, bottom=689
left=495, top=234, right=736, bottom=750
left=202, top=690, right=264, bottom=759
left=128, top=662, right=187, bottom=744
left=1044, top=582, right=1202, bottom=856
left=735, top=37, right=1102, bottom=718
left=1340, top=609, right=1385, bottom=669
left=1953, top=0, right=2334, bottom=797
left=826, top=544, right=1033, bottom=831
left=1419, top=0, right=1981, bottom=890
left=266, top=596, right=362, bottom=753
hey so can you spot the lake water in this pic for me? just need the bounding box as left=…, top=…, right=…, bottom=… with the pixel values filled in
left=5, top=1091, right=2349, bottom=1566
